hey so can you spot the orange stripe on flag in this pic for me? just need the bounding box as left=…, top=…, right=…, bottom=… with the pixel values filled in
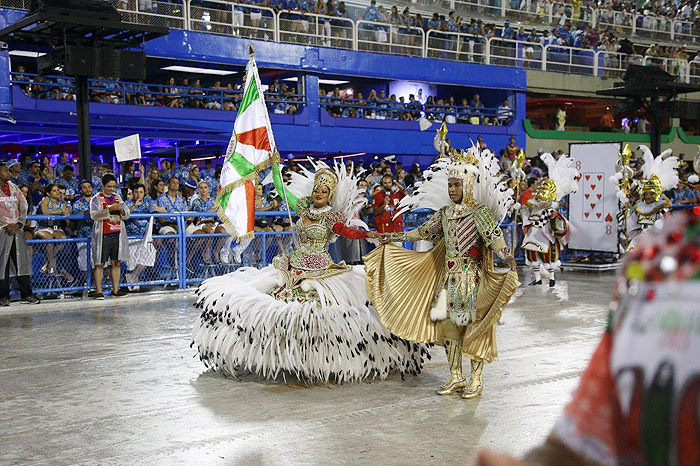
left=245, top=181, right=255, bottom=232
left=237, top=126, right=271, bottom=152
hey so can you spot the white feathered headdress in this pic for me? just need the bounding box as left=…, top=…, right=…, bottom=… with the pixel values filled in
left=396, top=145, right=514, bottom=223
left=277, top=158, right=368, bottom=230
left=537, top=152, right=580, bottom=202
left=638, top=145, right=680, bottom=200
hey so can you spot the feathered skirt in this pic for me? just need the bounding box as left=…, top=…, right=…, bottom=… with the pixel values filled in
left=192, top=265, right=429, bottom=383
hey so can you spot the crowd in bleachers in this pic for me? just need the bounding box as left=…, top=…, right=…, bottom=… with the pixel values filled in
left=12, top=67, right=304, bottom=115
left=321, top=88, right=513, bottom=124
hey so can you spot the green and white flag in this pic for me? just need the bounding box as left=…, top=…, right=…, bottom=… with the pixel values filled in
left=216, top=50, right=276, bottom=243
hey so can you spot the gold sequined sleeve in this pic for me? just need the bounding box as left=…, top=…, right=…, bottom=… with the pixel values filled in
left=475, top=205, right=508, bottom=255
left=388, top=209, right=444, bottom=242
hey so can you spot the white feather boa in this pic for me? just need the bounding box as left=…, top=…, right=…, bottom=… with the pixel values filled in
left=192, top=266, right=430, bottom=383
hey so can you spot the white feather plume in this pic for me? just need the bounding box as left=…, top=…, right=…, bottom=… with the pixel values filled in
left=396, top=147, right=514, bottom=222
left=475, top=148, right=515, bottom=222
left=638, top=145, right=680, bottom=191
left=540, top=152, right=579, bottom=201
left=396, top=158, right=451, bottom=216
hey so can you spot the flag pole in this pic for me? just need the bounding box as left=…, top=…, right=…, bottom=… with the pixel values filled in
left=273, top=150, right=299, bottom=250
left=247, top=44, right=299, bottom=250
left=511, top=149, right=525, bottom=254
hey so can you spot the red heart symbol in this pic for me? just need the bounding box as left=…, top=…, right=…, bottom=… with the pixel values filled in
left=584, top=212, right=590, bottom=218
left=597, top=194, right=602, bottom=200
left=605, top=213, right=613, bottom=222
left=585, top=175, right=591, bottom=180
left=447, top=260, right=455, bottom=269
left=596, top=212, right=602, bottom=218
left=295, top=270, right=302, bottom=275
left=597, top=175, right=603, bottom=181
left=590, top=203, right=596, bottom=209
left=591, top=184, right=596, bottom=190
left=585, top=193, right=590, bottom=199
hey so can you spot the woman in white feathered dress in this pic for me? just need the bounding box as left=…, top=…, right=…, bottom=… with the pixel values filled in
left=192, top=157, right=429, bottom=383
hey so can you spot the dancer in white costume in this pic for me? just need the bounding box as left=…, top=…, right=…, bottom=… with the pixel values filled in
left=520, top=152, right=579, bottom=287
left=192, top=156, right=429, bottom=383
left=626, top=146, right=679, bottom=243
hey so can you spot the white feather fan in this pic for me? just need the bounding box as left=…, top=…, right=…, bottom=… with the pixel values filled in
left=637, top=145, right=680, bottom=191
left=540, top=152, right=579, bottom=201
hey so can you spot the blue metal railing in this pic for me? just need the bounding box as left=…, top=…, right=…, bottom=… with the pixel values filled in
left=20, top=209, right=526, bottom=296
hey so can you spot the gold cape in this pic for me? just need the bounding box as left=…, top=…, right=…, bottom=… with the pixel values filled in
left=364, top=240, right=520, bottom=362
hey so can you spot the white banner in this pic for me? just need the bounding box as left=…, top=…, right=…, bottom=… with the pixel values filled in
left=568, top=142, right=620, bottom=252
left=114, top=134, right=141, bottom=162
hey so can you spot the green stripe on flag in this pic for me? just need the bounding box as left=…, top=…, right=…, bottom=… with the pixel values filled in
left=217, top=189, right=232, bottom=211
left=228, top=151, right=255, bottom=177
left=238, top=77, right=259, bottom=115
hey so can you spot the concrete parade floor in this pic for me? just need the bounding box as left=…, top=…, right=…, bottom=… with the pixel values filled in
left=0, top=269, right=612, bottom=465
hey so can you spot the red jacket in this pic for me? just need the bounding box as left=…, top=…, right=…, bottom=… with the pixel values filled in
left=373, top=188, right=404, bottom=233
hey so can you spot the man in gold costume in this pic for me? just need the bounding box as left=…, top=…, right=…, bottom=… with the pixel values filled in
left=365, top=149, right=520, bottom=399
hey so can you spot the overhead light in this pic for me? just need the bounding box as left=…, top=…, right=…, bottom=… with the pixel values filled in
left=161, top=65, right=236, bottom=76
left=9, top=51, right=46, bottom=58
left=192, top=156, right=217, bottom=161
left=283, top=77, right=350, bottom=85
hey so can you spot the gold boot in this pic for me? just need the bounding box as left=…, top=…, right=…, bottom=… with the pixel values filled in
left=437, top=339, right=466, bottom=395
left=462, top=359, right=484, bottom=399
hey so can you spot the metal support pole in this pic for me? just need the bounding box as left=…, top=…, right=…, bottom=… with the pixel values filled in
left=75, top=75, right=92, bottom=181
left=261, top=232, right=267, bottom=266
left=178, top=215, right=187, bottom=289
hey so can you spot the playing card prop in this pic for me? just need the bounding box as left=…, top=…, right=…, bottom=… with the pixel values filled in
left=568, top=143, right=620, bottom=253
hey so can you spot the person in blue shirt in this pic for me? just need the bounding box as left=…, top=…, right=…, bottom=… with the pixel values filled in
left=376, top=89, right=389, bottom=119
left=19, top=158, right=40, bottom=193
left=72, top=180, right=94, bottom=275
left=53, top=153, right=70, bottom=177
left=363, top=0, right=379, bottom=22
left=55, top=164, right=80, bottom=202
left=501, top=19, right=515, bottom=39
left=91, top=164, right=109, bottom=192
left=124, top=183, right=153, bottom=288
left=190, top=180, right=227, bottom=263
left=6, top=159, right=21, bottom=185
left=155, top=177, right=188, bottom=235
left=172, top=156, right=190, bottom=185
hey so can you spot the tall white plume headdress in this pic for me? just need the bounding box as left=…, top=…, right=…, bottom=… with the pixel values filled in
left=396, top=144, right=515, bottom=223
left=537, top=152, right=580, bottom=203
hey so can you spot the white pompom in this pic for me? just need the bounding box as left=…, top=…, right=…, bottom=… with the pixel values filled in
left=689, top=174, right=699, bottom=183
left=429, top=289, right=447, bottom=321
left=300, top=280, right=312, bottom=292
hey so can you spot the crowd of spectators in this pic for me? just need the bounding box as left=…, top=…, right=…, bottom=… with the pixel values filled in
left=321, top=88, right=513, bottom=125
left=2, top=152, right=229, bottom=292
left=12, top=67, right=304, bottom=115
